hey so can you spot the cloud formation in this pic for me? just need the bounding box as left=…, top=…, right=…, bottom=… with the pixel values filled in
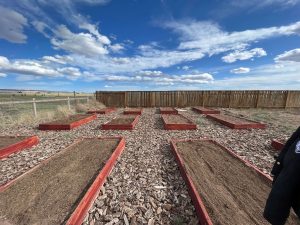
left=163, top=20, right=300, bottom=56
left=0, top=6, right=28, bottom=43
left=275, top=48, right=300, bottom=63
left=222, top=48, right=267, bottom=63
left=230, top=67, right=251, bottom=74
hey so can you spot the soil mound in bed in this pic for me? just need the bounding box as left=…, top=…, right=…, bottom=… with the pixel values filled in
left=0, top=138, right=119, bottom=225
left=175, top=140, right=298, bottom=225
left=108, top=115, right=137, bottom=125
left=162, top=115, right=193, bottom=124
left=46, top=114, right=92, bottom=125
left=0, top=136, right=28, bottom=149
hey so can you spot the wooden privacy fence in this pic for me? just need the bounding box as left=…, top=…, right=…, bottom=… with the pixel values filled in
left=95, top=91, right=300, bottom=108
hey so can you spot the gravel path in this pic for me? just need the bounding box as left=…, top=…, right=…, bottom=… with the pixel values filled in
left=0, top=108, right=298, bottom=224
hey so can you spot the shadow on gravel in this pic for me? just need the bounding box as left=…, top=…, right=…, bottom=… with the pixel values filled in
left=157, top=142, right=198, bottom=225
left=154, top=116, right=164, bottom=130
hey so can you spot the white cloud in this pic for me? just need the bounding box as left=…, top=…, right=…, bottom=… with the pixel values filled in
left=73, top=0, right=111, bottom=5
left=0, top=56, right=83, bottom=80
left=0, top=73, right=7, bottom=78
left=275, top=49, right=300, bottom=63
left=163, top=20, right=300, bottom=56
left=110, top=44, right=125, bottom=53
left=137, top=70, right=164, bottom=76
left=57, top=67, right=82, bottom=80
left=51, top=25, right=110, bottom=57
left=229, top=0, right=300, bottom=9
left=100, top=72, right=214, bottom=85
left=42, top=55, right=73, bottom=64
left=222, top=48, right=267, bottom=63
left=0, top=6, right=28, bottom=43
left=213, top=62, right=300, bottom=89
left=230, top=67, right=251, bottom=74
left=182, top=66, right=191, bottom=70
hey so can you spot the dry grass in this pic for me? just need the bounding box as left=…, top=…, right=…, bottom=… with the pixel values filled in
left=0, top=105, right=75, bottom=128
left=75, top=99, right=106, bottom=113
left=0, top=99, right=106, bottom=128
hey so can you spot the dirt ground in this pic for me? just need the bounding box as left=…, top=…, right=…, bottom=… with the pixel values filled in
left=175, top=140, right=299, bottom=225
left=0, top=136, right=28, bottom=149
left=209, top=113, right=262, bottom=124
left=0, top=138, right=119, bottom=225
left=224, top=108, right=300, bottom=133
left=108, top=115, right=137, bottom=125
left=44, top=114, right=93, bottom=125
left=124, top=108, right=141, bottom=112
left=162, top=115, right=194, bottom=124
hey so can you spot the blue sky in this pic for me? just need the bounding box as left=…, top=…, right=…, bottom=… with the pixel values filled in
left=0, top=0, right=300, bottom=92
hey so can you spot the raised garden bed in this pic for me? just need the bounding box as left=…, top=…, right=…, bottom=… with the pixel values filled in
left=87, top=108, right=116, bottom=114
left=0, top=137, right=125, bottom=225
left=161, top=115, right=196, bottom=130
left=159, top=107, right=178, bottom=114
left=192, top=106, right=220, bottom=114
left=39, top=114, right=97, bottom=130
left=206, top=114, right=266, bottom=129
left=170, top=139, right=298, bottom=225
left=123, top=108, right=143, bottom=115
left=271, top=139, right=285, bottom=151
left=102, top=115, right=140, bottom=130
left=0, top=136, right=39, bottom=159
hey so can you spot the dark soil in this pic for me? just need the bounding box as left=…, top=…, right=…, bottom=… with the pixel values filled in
left=45, top=114, right=92, bottom=125
left=0, top=138, right=119, bottom=225
left=175, top=140, right=299, bottom=225
left=212, top=114, right=260, bottom=124
left=0, top=136, right=28, bottom=149
left=163, top=115, right=193, bottom=124
left=124, top=108, right=141, bottom=112
left=108, top=116, right=136, bottom=125
left=160, top=107, right=176, bottom=111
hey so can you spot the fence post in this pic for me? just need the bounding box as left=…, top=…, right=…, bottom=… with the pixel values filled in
left=86, top=97, right=89, bottom=103
left=67, top=97, right=71, bottom=110
left=256, top=91, right=260, bottom=108
left=228, top=91, right=233, bottom=108
left=285, top=91, right=291, bottom=109
left=32, top=98, right=37, bottom=117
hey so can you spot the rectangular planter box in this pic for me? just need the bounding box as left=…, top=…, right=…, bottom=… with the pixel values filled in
left=271, top=139, right=285, bottom=151
left=206, top=114, right=266, bottom=129
left=0, top=136, right=39, bottom=159
left=159, top=107, right=178, bottom=114
left=192, top=106, right=220, bottom=114
left=123, top=108, right=143, bottom=115
left=39, top=114, right=97, bottom=130
left=102, top=115, right=140, bottom=130
left=170, top=139, right=280, bottom=225
left=0, top=137, right=125, bottom=225
left=87, top=108, right=116, bottom=114
left=161, top=114, right=197, bottom=130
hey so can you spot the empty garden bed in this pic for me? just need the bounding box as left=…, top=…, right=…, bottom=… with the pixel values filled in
left=87, top=108, right=116, bottom=114
left=192, top=106, right=220, bottom=114
left=123, top=108, right=143, bottom=115
left=207, top=114, right=266, bottom=129
left=271, top=139, right=285, bottom=151
left=170, top=139, right=298, bottom=225
left=159, top=107, right=178, bottom=114
left=0, top=136, right=39, bottom=159
left=39, top=114, right=97, bottom=130
left=102, top=115, right=139, bottom=130
left=0, top=137, right=125, bottom=225
left=162, top=114, right=196, bottom=130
